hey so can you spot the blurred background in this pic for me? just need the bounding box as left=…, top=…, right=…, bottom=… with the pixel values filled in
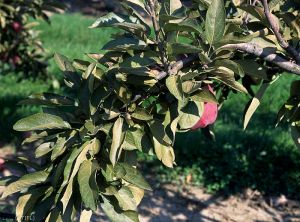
left=1, top=1, right=300, bottom=221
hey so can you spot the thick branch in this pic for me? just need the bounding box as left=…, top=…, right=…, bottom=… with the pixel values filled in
left=220, top=43, right=300, bottom=75
left=156, top=54, right=199, bottom=80
left=261, top=0, right=300, bottom=64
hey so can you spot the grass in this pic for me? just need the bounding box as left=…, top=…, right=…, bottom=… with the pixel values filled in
left=1, top=13, right=300, bottom=198
left=0, top=13, right=115, bottom=142
left=38, top=13, right=115, bottom=79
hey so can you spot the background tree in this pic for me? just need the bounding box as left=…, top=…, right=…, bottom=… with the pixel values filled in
left=0, top=0, right=64, bottom=78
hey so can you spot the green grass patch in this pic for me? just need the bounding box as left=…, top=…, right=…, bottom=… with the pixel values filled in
left=0, top=13, right=115, bottom=142
left=38, top=13, right=115, bottom=79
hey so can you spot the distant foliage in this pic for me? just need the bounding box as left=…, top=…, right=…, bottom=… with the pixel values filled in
left=0, top=0, right=63, bottom=78
left=2, top=0, right=300, bottom=221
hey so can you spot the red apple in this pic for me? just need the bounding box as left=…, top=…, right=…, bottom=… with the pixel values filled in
left=11, top=55, right=21, bottom=65
left=192, top=85, right=218, bottom=129
left=0, top=158, right=5, bottom=172
left=23, top=132, right=32, bottom=139
left=12, top=21, right=22, bottom=33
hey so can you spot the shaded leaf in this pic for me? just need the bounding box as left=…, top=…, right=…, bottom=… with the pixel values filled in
left=103, top=37, right=147, bottom=51
left=78, top=160, right=99, bottom=211
left=2, top=171, right=49, bottom=198
left=19, top=93, right=76, bottom=106
left=115, top=163, right=152, bottom=191
left=167, top=43, right=202, bottom=55
left=100, top=195, right=139, bottom=222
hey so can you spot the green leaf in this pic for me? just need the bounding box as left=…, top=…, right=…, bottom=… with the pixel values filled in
left=2, top=171, right=49, bottom=198
left=102, top=37, right=147, bottom=51
left=62, top=141, right=95, bottom=187
left=127, top=185, right=144, bottom=206
left=122, top=0, right=147, bottom=12
left=152, top=137, right=175, bottom=168
left=16, top=157, right=41, bottom=171
left=131, top=108, right=153, bottom=121
left=215, top=60, right=244, bottom=77
left=54, top=53, right=76, bottom=72
left=54, top=53, right=81, bottom=89
left=60, top=179, right=74, bottom=213
left=205, top=0, right=226, bottom=44
left=164, top=19, right=202, bottom=34
left=19, top=93, right=76, bottom=106
left=235, top=60, right=268, bottom=80
left=100, top=195, right=139, bottom=222
left=62, top=146, right=84, bottom=187
left=51, top=137, right=67, bottom=161
left=0, top=176, right=18, bottom=186
left=190, top=89, right=218, bottom=104
left=89, top=12, right=125, bottom=28
left=166, top=75, right=185, bottom=101
left=243, top=83, right=270, bottom=129
left=160, top=5, right=187, bottom=21
left=16, top=186, right=49, bottom=222
left=114, top=187, right=137, bottom=211
left=120, top=55, right=156, bottom=68
left=122, top=127, right=153, bottom=153
left=80, top=209, right=93, bottom=222
left=13, top=113, right=71, bottom=132
left=90, top=85, right=112, bottom=115
left=178, top=101, right=204, bottom=130
left=78, top=160, right=99, bottom=211
left=213, top=67, right=248, bottom=93
left=181, top=81, right=202, bottom=94
left=110, top=117, right=126, bottom=165
left=269, top=0, right=282, bottom=11
left=167, top=43, right=202, bottom=55
left=148, top=118, right=172, bottom=146
left=291, top=125, right=300, bottom=149
left=161, top=0, right=182, bottom=15
left=238, top=4, right=280, bottom=28
left=115, top=163, right=152, bottom=191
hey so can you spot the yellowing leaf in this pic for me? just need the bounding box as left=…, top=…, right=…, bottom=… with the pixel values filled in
left=110, top=117, right=125, bottom=165
left=80, top=209, right=93, bottom=222
left=243, top=83, right=270, bottom=129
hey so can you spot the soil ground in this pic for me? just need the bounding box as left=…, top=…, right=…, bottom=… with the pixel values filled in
left=1, top=145, right=300, bottom=222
